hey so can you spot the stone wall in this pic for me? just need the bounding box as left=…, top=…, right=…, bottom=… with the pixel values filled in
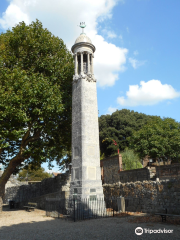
left=100, top=155, right=120, bottom=184
left=101, top=155, right=178, bottom=185
left=119, top=168, right=150, bottom=183
left=103, top=178, right=180, bottom=214
left=156, top=163, right=180, bottom=180
left=119, top=167, right=156, bottom=183
left=5, top=163, right=180, bottom=213
left=4, top=173, right=70, bottom=208
left=118, top=164, right=180, bottom=184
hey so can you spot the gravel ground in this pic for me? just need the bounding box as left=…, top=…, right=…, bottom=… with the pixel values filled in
left=0, top=207, right=180, bottom=240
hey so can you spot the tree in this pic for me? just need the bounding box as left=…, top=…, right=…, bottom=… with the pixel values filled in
left=121, top=149, right=142, bottom=170
left=129, top=117, right=180, bottom=162
left=0, top=20, right=74, bottom=211
left=18, top=166, right=51, bottom=181
left=99, top=109, right=154, bottom=157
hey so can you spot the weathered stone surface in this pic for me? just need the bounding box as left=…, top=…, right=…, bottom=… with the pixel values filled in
left=103, top=178, right=180, bottom=214
left=4, top=173, right=71, bottom=208
left=101, top=158, right=180, bottom=184
left=156, top=163, right=180, bottom=179
left=101, top=155, right=120, bottom=184
left=70, top=29, right=104, bottom=199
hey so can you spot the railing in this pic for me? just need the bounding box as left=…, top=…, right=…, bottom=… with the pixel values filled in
left=46, top=197, right=124, bottom=222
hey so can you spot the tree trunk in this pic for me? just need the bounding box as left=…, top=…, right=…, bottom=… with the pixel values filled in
left=0, top=184, right=5, bottom=213
left=0, top=130, right=36, bottom=212
left=0, top=155, right=24, bottom=212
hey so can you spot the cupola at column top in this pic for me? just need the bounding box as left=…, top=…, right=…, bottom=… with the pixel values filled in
left=71, top=22, right=96, bottom=54
left=72, top=22, right=96, bottom=82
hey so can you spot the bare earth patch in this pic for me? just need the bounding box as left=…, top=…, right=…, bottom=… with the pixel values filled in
left=0, top=207, right=52, bottom=227
left=1, top=206, right=180, bottom=240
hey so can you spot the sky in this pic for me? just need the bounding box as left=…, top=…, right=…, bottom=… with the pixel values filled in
left=1, top=0, right=180, bottom=172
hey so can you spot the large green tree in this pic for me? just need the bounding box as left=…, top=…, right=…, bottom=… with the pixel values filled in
left=99, top=109, right=154, bottom=157
left=129, top=117, right=180, bottom=162
left=0, top=20, right=74, bottom=211
left=18, top=166, right=51, bottom=182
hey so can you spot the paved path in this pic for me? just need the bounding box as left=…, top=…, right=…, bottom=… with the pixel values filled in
left=0, top=209, right=180, bottom=240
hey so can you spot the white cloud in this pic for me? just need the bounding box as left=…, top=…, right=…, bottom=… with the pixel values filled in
left=107, top=31, right=117, bottom=38
left=107, top=107, right=117, bottom=114
left=93, top=35, right=128, bottom=86
left=129, top=57, right=146, bottom=69
left=133, top=50, right=139, bottom=56
left=102, top=29, right=117, bottom=38
left=0, top=3, right=30, bottom=29
left=0, top=0, right=127, bottom=87
left=117, top=80, right=180, bottom=106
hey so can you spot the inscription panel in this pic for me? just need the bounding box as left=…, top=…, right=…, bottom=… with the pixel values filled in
left=74, top=168, right=79, bottom=180
left=88, top=167, right=96, bottom=180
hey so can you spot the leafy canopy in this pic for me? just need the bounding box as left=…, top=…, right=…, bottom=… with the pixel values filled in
left=0, top=19, right=74, bottom=173
left=99, top=109, right=154, bottom=157
left=129, top=117, right=180, bottom=162
left=18, top=166, right=51, bottom=181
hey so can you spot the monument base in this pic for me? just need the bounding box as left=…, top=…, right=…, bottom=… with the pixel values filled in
left=70, top=179, right=104, bottom=200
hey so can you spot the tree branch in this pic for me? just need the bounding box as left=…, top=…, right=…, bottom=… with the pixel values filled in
left=24, top=130, right=41, bottom=145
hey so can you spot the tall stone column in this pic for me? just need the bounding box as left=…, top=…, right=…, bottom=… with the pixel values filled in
left=71, top=23, right=104, bottom=201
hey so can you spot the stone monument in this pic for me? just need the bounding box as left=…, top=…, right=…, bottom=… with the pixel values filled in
left=70, top=23, right=104, bottom=200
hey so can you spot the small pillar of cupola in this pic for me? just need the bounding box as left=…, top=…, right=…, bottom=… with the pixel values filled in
left=71, top=22, right=96, bottom=82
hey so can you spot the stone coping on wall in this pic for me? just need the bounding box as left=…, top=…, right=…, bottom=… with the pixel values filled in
left=118, top=167, right=146, bottom=173
left=102, top=178, right=177, bottom=186
left=100, top=155, right=119, bottom=162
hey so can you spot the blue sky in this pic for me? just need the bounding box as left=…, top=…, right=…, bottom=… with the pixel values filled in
left=1, top=0, right=180, bottom=172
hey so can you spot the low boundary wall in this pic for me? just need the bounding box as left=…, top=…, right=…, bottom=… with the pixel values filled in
left=103, top=178, right=180, bottom=214
left=4, top=173, right=70, bottom=208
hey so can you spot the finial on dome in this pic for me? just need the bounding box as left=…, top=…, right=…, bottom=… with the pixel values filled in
left=78, top=22, right=86, bottom=35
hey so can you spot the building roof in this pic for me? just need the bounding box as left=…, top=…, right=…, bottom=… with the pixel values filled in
left=52, top=172, right=61, bottom=177
left=75, top=33, right=92, bottom=44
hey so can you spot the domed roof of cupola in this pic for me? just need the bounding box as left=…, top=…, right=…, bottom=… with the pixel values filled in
left=72, top=22, right=96, bottom=53
left=75, top=33, right=92, bottom=44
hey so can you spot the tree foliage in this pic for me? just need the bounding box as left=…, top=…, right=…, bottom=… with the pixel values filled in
left=99, top=109, right=154, bottom=157
left=121, top=149, right=142, bottom=170
left=129, top=117, right=180, bottom=162
left=0, top=19, right=74, bottom=209
left=18, top=166, right=51, bottom=181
